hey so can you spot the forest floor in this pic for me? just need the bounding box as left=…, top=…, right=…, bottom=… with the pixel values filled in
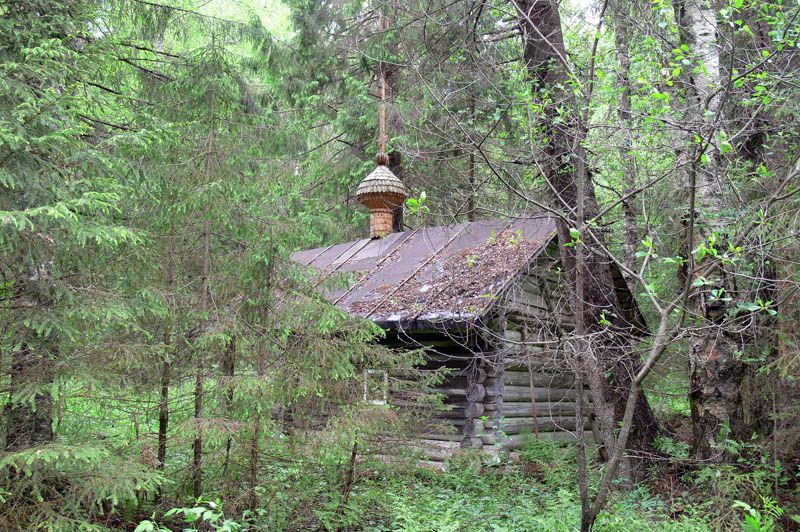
left=330, top=442, right=714, bottom=532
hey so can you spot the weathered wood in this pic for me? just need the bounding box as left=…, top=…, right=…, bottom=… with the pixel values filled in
left=502, top=300, right=563, bottom=321
left=505, top=431, right=595, bottom=449
left=502, top=401, right=586, bottom=417
left=436, top=407, right=466, bottom=418
left=485, top=378, right=505, bottom=401
left=484, top=364, right=502, bottom=377
left=491, top=385, right=585, bottom=402
left=503, top=370, right=574, bottom=388
left=463, top=402, right=485, bottom=418
left=499, top=416, right=580, bottom=435
left=461, top=436, right=483, bottom=449
left=418, top=432, right=462, bottom=442
left=432, top=387, right=467, bottom=397
left=504, top=355, right=559, bottom=370
left=465, top=383, right=486, bottom=402
left=413, top=439, right=462, bottom=452
left=463, top=418, right=485, bottom=437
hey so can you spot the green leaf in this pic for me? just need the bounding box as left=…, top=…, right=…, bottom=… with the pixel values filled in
left=134, top=522, right=155, bottom=532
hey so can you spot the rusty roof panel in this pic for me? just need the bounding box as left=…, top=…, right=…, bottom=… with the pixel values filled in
left=291, top=216, right=557, bottom=327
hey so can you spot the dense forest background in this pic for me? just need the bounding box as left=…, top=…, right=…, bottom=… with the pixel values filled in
left=1, top=0, right=799, bottom=530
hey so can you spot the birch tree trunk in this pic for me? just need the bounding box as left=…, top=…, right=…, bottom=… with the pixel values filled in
left=673, top=0, right=746, bottom=461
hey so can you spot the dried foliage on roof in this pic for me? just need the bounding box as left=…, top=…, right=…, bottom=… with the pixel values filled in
left=292, top=217, right=557, bottom=326
left=348, top=230, right=547, bottom=322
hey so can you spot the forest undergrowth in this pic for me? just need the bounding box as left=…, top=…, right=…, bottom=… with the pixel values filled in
left=134, top=433, right=798, bottom=531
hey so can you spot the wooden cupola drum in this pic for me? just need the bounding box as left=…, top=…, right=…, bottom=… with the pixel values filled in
left=357, top=154, right=408, bottom=239
left=356, top=61, right=407, bottom=239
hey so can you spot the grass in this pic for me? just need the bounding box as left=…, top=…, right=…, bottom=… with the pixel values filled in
left=334, top=440, right=712, bottom=532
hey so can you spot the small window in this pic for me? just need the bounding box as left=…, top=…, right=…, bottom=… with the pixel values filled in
left=363, top=369, right=388, bottom=405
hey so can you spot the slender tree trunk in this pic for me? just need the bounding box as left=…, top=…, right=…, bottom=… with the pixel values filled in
left=249, top=405, right=261, bottom=511
left=334, top=439, right=359, bottom=523
left=157, top=360, right=170, bottom=469
left=157, top=225, right=175, bottom=474
left=221, top=336, right=236, bottom=490
left=193, top=91, right=216, bottom=498
left=611, top=1, right=638, bottom=288
left=514, top=0, right=658, bottom=467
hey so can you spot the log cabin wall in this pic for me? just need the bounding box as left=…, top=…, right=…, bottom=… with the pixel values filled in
left=383, top=242, right=594, bottom=463
left=493, top=242, right=595, bottom=452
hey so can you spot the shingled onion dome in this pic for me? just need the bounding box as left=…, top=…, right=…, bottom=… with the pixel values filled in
left=357, top=153, right=408, bottom=239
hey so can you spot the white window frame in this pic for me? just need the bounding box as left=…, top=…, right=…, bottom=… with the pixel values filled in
left=363, top=368, right=389, bottom=405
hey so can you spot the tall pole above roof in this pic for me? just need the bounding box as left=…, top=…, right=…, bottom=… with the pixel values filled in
left=355, top=1, right=406, bottom=239
left=379, top=67, right=387, bottom=158
left=377, top=6, right=389, bottom=166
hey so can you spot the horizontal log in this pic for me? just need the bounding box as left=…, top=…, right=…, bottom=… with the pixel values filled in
left=497, top=385, right=585, bottom=402
left=503, top=370, right=574, bottom=388
left=372, top=455, right=446, bottom=468
left=484, top=376, right=500, bottom=388
left=504, top=356, right=560, bottom=370
left=389, top=439, right=463, bottom=461
left=414, top=438, right=462, bottom=450
left=500, top=401, right=586, bottom=417
left=505, top=431, right=595, bottom=449
left=432, top=387, right=467, bottom=397
left=428, top=418, right=464, bottom=428
left=417, top=432, right=462, bottom=442
left=499, top=416, right=580, bottom=435
left=461, top=437, right=483, bottom=449
left=435, top=407, right=465, bottom=419
left=502, top=301, right=567, bottom=321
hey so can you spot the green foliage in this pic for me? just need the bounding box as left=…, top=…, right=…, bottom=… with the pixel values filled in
left=1, top=0, right=799, bottom=529
left=137, top=499, right=241, bottom=532
left=331, top=456, right=710, bottom=532
left=733, top=497, right=784, bottom=532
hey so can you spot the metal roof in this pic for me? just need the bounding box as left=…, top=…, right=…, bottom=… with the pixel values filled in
left=291, top=216, right=557, bottom=328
